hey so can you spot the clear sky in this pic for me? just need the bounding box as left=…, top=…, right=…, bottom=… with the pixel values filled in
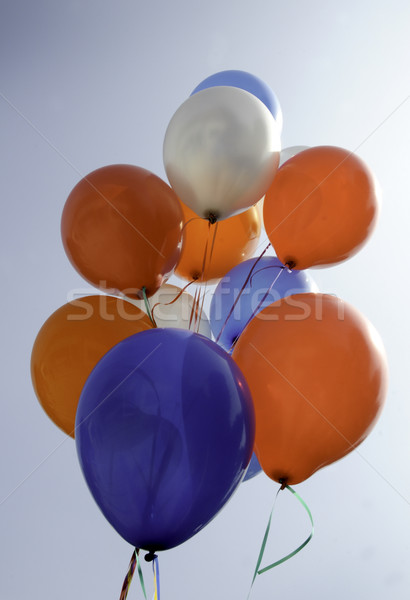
left=1, top=1, right=410, bottom=598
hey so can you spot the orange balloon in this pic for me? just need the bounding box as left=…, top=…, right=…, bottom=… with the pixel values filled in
left=175, top=201, right=261, bottom=283
left=232, top=293, right=388, bottom=485
left=31, top=295, right=153, bottom=437
left=61, top=164, right=183, bottom=298
left=263, top=146, right=380, bottom=270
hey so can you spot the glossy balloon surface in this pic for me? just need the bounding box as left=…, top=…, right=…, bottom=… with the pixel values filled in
left=263, top=146, right=380, bottom=269
left=163, top=86, right=281, bottom=221
left=76, top=329, right=255, bottom=550
left=233, top=294, right=388, bottom=484
left=31, top=295, right=152, bottom=436
left=191, top=69, right=283, bottom=132
left=175, top=201, right=261, bottom=283
left=61, top=164, right=183, bottom=297
left=210, top=256, right=318, bottom=351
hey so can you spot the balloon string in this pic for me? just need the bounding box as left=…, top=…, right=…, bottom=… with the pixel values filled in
left=229, top=267, right=285, bottom=352
left=150, top=280, right=196, bottom=324
left=187, top=223, right=210, bottom=330
left=188, top=222, right=210, bottom=331
left=153, top=280, right=196, bottom=310
left=142, top=287, right=157, bottom=328
left=207, top=220, right=219, bottom=267
left=249, top=264, right=286, bottom=287
left=198, top=225, right=211, bottom=283
left=215, top=243, right=271, bottom=344
left=247, top=484, right=314, bottom=599
left=196, top=283, right=207, bottom=333
left=197, top=219, right=218, bottom=286
left=195, top=286, right=205, bottom=332
left=119, top=548, right=147, bottom=600
left=152, top=556, right=160, bottom=600
left=189, top=286, right=199, bottom=330
left=181, top=215, right=204, bottom=235
left=195, top=221, right=219, bottom=331
left=195, top=287, right=202, bottom=330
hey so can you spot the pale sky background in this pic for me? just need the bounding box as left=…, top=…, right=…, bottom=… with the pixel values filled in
left=1, top=1, right=410, bottom=599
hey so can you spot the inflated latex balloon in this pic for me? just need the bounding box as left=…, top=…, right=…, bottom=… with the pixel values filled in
left=61, top=164, right=183, bottom=298
left=30, top=295, right=152, bottom=436
left=131, top=283, right=212, bottom=338
left=76, top=329, right=255, bottom=551
left=263, top=146, right=381, bottom=270
left=233, top=294, right=388, bottom=485
left=210, top=256, right=318, bottom=351
left=191, top=70, right=283, bottom=133
left=243, top=453, right=263, bottom=481
left=279, top=145, right=309, bottom=166
left=163, top=86, right=281, bottom=221
left=175, top=201, right=261, bottom=283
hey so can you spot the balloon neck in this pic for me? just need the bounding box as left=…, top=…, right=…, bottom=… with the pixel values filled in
left=279, top=477, right=288, bottom=490
left=205, top=211, right=218, bottom=224
left=284, top=260, right=296, bottom=271
left=144, top=551, right=158, bottom=562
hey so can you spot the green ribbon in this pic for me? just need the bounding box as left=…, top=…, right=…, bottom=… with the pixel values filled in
left=248, top=484, right=314, bottom=597
left=119, top=548, right=147, bottom=600
left=136, top=551, right=147, bottom=599
left=142, top=287, right=156, bottom=328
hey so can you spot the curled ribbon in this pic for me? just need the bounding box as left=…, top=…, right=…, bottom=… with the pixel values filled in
left=248, top=484, right=314, bottom=598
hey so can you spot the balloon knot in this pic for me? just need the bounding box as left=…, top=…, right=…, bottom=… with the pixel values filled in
left=206, top=212, right=218, bottom=224
left=144, top=552, right=157, bottom=563
left=279, top=478, right=288, bottom=490
left=285, top=260, right=296, bottom=271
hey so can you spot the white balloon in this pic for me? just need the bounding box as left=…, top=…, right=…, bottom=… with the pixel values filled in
left=131, top=284, right=212, bottom=339
left=163, top=86, right=281, bottom=221
left=279, top=145, right=309, bottom=167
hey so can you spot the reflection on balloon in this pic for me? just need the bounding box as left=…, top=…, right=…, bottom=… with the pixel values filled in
left=263, top=146, right=381, bottom=270
left=210, top=256, right=318, bottom=351
left=61, top=164, right=183, bottom=298
left=163, top=86, right=281, bottom=221
left=233, top=293, right=388, bottom=485
left=191, top=69, right=283, bottom=133
left=175, top=201, right=261, bottom=284
left=76, top=329, right=255, bottom=550
left=30, top=295, right=152, bottom=436
left=30, top=67, right=388, bottom=593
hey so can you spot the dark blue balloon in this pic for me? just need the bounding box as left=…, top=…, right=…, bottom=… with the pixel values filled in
left=75, top=329, right=255, bottom=551
left=191, top=70, right=283, bottom=133
left=210, top=256, right=318, bottom=352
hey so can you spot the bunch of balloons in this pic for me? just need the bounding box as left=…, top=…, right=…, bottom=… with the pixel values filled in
left=31, top=70, right=388, bottom=566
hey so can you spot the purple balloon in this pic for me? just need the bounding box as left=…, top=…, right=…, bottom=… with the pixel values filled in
left=191, top=70, right=283, bottom=132
left=76, top=329, right=255, bottom=552
left=243, top=452, right=263, bottom=481
left=210, top=256, right=318, bottom=352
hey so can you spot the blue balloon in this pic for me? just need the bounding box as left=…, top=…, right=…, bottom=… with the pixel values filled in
left=243, top=452, right=262, bottom=481
left=191, top=70, right=283, bottom=132
left=209, top=256, right=318, bottom=352
left=75, top=328, right=255, bottom=552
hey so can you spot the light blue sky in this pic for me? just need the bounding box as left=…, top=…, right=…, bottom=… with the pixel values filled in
left=1, top=1, right=410, bottom=598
